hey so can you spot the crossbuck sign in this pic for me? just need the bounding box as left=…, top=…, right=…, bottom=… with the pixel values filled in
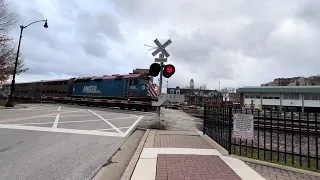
left=151, top=39, right=172, bottom=58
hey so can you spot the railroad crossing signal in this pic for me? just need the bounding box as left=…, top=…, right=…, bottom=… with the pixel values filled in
left=151, top=39, right=171, bottom=58
left=155, top=53, right=167, bottom=63
left=149, top=62, right=175, bottom=78
left=149, top=63, right=161, bottom=77
left=163, top=64, right=175, bottom=78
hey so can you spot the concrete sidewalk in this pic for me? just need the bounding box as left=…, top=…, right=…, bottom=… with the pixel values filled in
left=124, top=130, right=265, bottom=180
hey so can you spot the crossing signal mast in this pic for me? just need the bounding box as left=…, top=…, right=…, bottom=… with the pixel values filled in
left=147, top=38, right=175, bottom=119
left=148, top=38, right=175, bottom=80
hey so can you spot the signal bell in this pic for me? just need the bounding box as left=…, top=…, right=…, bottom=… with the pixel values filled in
left=149, top=63, right=161, bottom=77
left=163, top=64, right=175, bottom=78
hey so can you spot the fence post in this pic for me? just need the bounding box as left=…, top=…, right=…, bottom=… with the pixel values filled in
left=228, top=107, right=232, bottom=155
left=203, top=104, right=207, bottom=134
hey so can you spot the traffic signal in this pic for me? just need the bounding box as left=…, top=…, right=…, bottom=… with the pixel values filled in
left=163, top=64, right=175, bottom=78
left=149, top=63, right=161, bottom=77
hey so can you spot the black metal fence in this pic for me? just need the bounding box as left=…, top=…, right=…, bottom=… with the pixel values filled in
left=203, top=105, right=320, bottom=172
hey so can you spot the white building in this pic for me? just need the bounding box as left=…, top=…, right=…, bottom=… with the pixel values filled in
left=236, top=86, right=320, bottom=112
left=190, top=79, right=194, bottom=89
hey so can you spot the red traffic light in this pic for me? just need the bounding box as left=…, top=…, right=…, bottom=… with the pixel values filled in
left=163, top=64, right=175, bottom=78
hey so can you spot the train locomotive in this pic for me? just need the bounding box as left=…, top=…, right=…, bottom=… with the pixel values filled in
left=5, top=73, right=159, bottom=111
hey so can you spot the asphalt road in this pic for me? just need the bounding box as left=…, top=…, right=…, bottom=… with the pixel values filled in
left=0, top=104, right=156, bottom=180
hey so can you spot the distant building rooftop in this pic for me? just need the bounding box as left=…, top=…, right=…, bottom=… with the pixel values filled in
left=237, top=86, right=320, bottom=93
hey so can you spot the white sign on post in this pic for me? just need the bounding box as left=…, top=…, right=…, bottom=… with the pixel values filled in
left=232, top=113, right=254, bottom=140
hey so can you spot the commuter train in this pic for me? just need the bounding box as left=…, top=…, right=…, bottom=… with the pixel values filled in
left=3, top=73, right=159, bottom=111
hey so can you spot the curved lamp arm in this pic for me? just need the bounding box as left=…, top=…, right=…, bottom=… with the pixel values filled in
left=22, top=19, right=48, bottom=29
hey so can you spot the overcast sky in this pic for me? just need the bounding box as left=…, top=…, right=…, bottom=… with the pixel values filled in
left=7, top=0, right=320, bottom=91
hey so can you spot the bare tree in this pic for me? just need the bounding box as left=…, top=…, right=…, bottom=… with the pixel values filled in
left=199, top=84, right=207, bottom=91
left=0, top=0, right=18, bottom=36
left=229, top=92, right=240, bottom=102
left=183, top=84, right=207, bottom=106
left=191, top=84, right=207, bottom=106
left=220, top=87, right=235, bottom=101
left=0, top=0, right=28, bottom=83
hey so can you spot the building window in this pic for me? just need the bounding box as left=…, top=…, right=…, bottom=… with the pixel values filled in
left=284, top=93, right=299, bottom=100
left=284, top=93, right=289, bottom=99
left=311, top=94, right=319, bottom=100
left=244, top=95, right=249, bottom=98
left=294, top=94, right=299, bottom=100
left=256, top=95, right=261, bottom=99
left=170, top=89, right=174, bottom=94
left=304, top=93, right=311, bottom=100
left=176, top=90, right=180, bottom=94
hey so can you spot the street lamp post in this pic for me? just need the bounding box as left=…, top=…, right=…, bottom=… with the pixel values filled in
left=5, top=19, right=48, bottom=107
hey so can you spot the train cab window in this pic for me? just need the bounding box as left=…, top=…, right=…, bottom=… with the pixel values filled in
left=94, top=78, right=103, bottom=82
left=129, top=79, right=138, bottom=86
left=139, top=78, right=149, bottom=84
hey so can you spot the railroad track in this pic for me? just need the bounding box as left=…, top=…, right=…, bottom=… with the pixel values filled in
left=205, top=115, right=320, bottom=133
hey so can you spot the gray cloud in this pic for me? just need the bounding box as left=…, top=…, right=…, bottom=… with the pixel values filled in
left=7, top=0, right=320, bottom=91
left=9, top=0, right=125, bottom=82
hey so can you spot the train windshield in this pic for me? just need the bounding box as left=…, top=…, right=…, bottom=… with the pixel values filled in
left=139, top=75, right=150, bottom=84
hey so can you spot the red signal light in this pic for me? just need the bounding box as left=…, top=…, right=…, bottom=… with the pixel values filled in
left=166, top=66, right=173, bottom=74
left=163, top=64, right=175, bottom=78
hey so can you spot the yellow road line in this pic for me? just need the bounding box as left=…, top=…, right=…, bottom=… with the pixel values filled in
left=0, top=110, right=83, bottom=123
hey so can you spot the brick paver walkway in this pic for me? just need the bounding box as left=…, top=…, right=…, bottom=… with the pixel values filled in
left=156, top=154, right=241, bottom=180
left=154, top=134, right=213, bottom=149
left=246, top=162, right=320, bottom=180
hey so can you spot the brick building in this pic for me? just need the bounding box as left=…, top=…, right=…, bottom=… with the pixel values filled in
left=261, top=76, right=320, bottom=87
left=167, top=87, right=223, bottom=106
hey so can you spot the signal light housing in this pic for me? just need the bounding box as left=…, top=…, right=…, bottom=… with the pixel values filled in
left=163, top=64, right=175, bottom=78
left=149, top=63, right=161, bottom=77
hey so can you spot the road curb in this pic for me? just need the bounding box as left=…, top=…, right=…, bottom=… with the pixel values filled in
left=120, top=129, right=150, bottom=180
left=196, top=131, right=228, bottom=155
